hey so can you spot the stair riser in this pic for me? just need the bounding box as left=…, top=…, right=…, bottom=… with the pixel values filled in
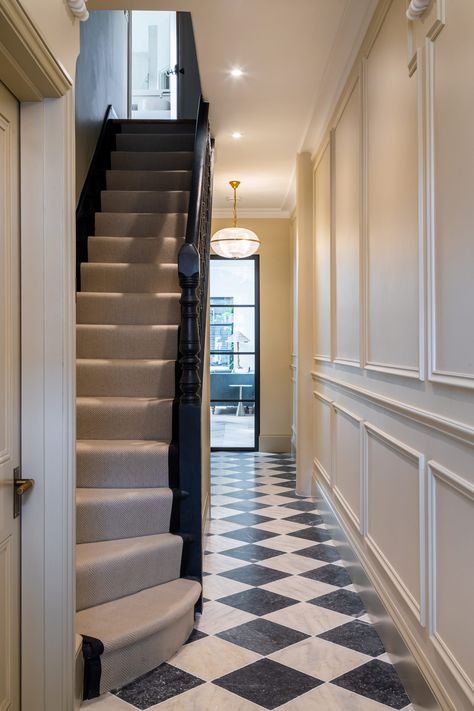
left=116, top=134, right=194, bottom=152
left=117, top=121, right=194, bottom=134
left=95, top=212, right=186, bottom=237
left=76, top=399, right=173, bottom=440
left=81, top=263, right=179, bottom=294
left=76, top=442, right=170, bottom=489
left=106, top=170, right=192, bottom=191
left=76, top=490, right=173, bottom=543
left=88, top=236, right=181, bottom=264
left=77, top=360, right=175, bottom=398
left=76, top=294, right=180, bottom=326
left=76, top=537, right=182, bottom=610
left=101, top=190, right=189, bottom=214
left=76, top=326, right=178, bottom=359
left=111, top=152, right=193, bottom=171
left=99, top=611, right=194, bottom=694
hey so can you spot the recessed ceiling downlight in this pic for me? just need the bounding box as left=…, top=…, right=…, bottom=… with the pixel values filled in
left=230, top=68, right=243, bottom=77
left=232, top=132, right=242, bottom=140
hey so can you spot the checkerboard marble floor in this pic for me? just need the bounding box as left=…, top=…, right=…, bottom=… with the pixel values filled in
left=82, top=452, right=415, bottom=711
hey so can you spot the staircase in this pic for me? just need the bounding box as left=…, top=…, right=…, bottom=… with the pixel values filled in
left=75, top=113, right=211, bottom=698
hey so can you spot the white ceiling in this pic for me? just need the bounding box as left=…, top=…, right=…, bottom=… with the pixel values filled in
left=89, top=0, right=376, bottom=215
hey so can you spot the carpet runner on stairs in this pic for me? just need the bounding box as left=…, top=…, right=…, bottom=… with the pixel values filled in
left=75, top=119, right=201, bottom=697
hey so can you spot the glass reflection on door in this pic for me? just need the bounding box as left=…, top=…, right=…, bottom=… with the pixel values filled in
left=210, top=257, right=259, bottom=450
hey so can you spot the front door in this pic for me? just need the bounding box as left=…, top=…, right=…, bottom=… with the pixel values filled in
left=0, top=80, right=21, bottom=711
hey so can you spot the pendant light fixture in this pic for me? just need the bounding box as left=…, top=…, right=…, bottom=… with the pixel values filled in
left=211, top=180, right=260, bottom=259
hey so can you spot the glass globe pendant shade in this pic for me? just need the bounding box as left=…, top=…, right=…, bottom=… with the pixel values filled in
left=211, top=226, right=260, bottom=259
left=211, top=179, right=260, bottom=259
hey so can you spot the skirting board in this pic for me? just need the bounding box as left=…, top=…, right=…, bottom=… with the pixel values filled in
left=313, top=474, right=440, bottom=711
left=75, top=634, right=83, bottom=711
left=202, top=491, right=211, bottom=539
left=259, top=434, right=292, bottom=453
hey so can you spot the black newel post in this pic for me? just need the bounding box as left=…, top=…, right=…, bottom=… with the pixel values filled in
left=178, top=243, right=201, bottom=404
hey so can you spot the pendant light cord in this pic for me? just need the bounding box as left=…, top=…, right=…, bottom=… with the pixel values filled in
left=233, top=185, right=237, bottom=227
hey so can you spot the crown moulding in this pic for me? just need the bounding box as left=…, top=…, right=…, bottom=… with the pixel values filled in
left=406, top=0, right=431, bottom=21
left=67, top=0, right=89, bottom=21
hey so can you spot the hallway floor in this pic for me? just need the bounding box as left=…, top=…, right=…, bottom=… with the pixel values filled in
left=83, top=452, right=414, bottom=711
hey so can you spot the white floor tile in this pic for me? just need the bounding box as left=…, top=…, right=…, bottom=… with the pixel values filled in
left=81, top=693, right=135, bottom=710
left=276, top=682, right=395, bottom=710
left=148, top=682, right=263, bottom=710
left=203, top=574, right=252, bottom=600
left=264, top=601, right=354, bottom=636
left=258, top=553, right=326, bottom=575
left=261, top=575, right=337, bottom=602
left=167, top=635, right=261, bottom=681
left=270, top=636, right=370, bottom=681
left=195, top=600, right=256, bottom=634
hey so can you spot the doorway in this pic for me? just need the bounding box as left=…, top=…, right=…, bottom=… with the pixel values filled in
left=129, top=11, right=178, bottom=119
left=210, top=256, right=260, bottom=450
left=0, top=80, right=20, bottom=711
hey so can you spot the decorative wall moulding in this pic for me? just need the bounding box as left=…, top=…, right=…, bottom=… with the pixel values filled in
left=0, top=0, right=73, bottom=100
left=67, top=0, right=89, bottom=21
left=406, top=0, right=431, bottom=21
left=311, top=370, right=474, bottom=447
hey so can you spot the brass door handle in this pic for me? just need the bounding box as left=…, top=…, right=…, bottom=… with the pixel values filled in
left=13, top=469, right=34, bottom=517
left=15, top=478, right=34, bottom=496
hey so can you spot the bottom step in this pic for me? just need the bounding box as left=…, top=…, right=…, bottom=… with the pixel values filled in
left=77, top=577, right=201, bottom=696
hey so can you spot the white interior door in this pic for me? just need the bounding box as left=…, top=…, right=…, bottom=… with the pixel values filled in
left=0, top=80, right=20, bottom=711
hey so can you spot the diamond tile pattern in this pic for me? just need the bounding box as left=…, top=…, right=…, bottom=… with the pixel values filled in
left=108, top=453, right=412, bottom=710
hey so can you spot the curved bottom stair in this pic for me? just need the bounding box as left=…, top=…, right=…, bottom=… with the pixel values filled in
left=77, top=579, right=201, bottom=695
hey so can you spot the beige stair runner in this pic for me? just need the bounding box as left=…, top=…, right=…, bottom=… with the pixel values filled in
left=76, top=121, right=201, bottom=696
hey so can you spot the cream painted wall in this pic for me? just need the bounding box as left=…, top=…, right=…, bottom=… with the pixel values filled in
left=300, top=1, right=474, bottom=710
left=21, top=0, right=80, bottom=78
left=211, top=217, right=292, bottom=452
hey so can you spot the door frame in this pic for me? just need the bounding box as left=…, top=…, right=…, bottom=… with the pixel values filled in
left=0, top=3, right=79, bottom=710
left=210, top=254, right=261, bottom=452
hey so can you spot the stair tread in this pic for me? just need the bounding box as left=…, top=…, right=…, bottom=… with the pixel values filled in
left=77, top=395, right=174, bottom=404
left=76, top=578, right=201, bottom=652
left=76, top=439, right=170, bottom=448
left=77, top=358, right=175, bottom=365
left=77, top=487, right=172, bottom=499
left=76, top=532, right=180, bottom=563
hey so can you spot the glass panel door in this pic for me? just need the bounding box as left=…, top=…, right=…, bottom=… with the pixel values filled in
left=130, top=11, right=177, bottom=119
left=210, top=257, right=259, bottom=450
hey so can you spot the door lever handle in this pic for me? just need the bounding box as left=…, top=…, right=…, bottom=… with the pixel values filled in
left=13, top=467, right=34, bottom=518
left=15, top=478, right=34, bottom=497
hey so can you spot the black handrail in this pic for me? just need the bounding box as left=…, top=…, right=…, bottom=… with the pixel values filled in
left=175, top=96, right=213, bottom=595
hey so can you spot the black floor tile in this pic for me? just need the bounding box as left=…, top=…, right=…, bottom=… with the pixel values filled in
left=218, top=563, right=290, bottom=586
left=284, top=500, right=320, bottom=512
left=288, top=527, right=331, bottom=543
left=219, top=587, right=297, bottom=616
left=228, top=490, right=266, bottom=500
left=221, top=527, right=279, bottom=543
left=224, top=501, right=270, bottom=512
left=319, top=620, right=385, bottom=657
left=295, top=543, right=341, bottom=562
left=222, top=512, right=273, bottom=526
left=332, top=659, right=411, bottom=709
left=217, top=618, right=309, bottom=655
left=113, top=663, right=204, bottom=709
left=220, top=543, right=284, bottom=562
left=284, top=512, right=325, bottom=526
left=214, top=658, right=323, bottom=709
left=310, top=589, right=366, bottom=617
left=302, top=563, right=352, bottom=587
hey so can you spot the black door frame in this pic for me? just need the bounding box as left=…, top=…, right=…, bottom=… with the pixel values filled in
left=210, top=255, right=260, bottom=452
